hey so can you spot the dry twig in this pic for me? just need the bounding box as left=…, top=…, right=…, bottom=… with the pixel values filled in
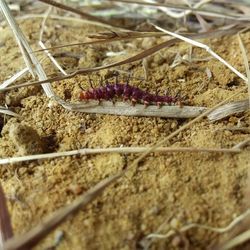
left=0, top=146, right=241, bottom=165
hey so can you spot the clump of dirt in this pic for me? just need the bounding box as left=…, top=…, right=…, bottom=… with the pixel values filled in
left=0, top=17, right=249, bottom=250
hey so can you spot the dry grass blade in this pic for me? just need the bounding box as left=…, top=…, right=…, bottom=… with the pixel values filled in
left=238, top=33, right=250, bottom=106
left=34, top=27, right=239, bottom=53
left=2, top=172, right=123, bottom=250
left=109, top=0, right=247, bottom=19
left=0, top=68, right=28, bottom=90
left=124, top=85, right=247, bottom=178
left=217, top=230, right=250, bottom=250
left=208, top=99, right=249, bottom=121
left=152, top=23, right=247, bottom=82
left=0, top=106, right=19, bottom=117
left=0, top=27, right=242, bottom=92
left=144, top=209, right=250, bottom=243
left=0, top=146, right=241, bottom=165
left=0, top=183, right=13, bottom=248
left=211, top=37, right=250, bottom=246
left=37, top=0, right=113, bottom=26
left=56, top=99, right=207, bottom=118
left=0, top=0, right=55, bottom=98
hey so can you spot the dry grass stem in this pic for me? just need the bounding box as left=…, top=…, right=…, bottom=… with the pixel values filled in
left=38, top=6, right=68, bottom=76
left=208, top=99, right=250, bottom=121
left=0, top=68, right=28, bottom=90
left=0, top=27, right=242, bottom=93
left=238, top=33, right=250, bottom=106
left=33, top=27, right=239, bottom=54
left=0, top=0, right=55, bottom=98
left=126, top=86, right=247, bottom=178
left=110, top=0, right=247, bottom=19
left=14, top=14, right=123, bottom=30
left=147, top=0, right=211, bottom=19
left=0, top=183, right=13, bottom=248
left=232, top=138, right=250, bottom=149
left=216, top=229, right=250, bottom=250
left=145, top=209, right=250, bottom=240
left=0, top=146, right=241, bottom=165
left=0, top=106, right=19, bottom=118
left=152, top=23, right=247, bottom=82
left=39, top=41, right=67, bottom=76
left=37, top=0, right=114, bottom=26
left=2, top=172, right=123, bottom=250
left=39, top=6, right=52, bottom=42
left=56, top=99, right=207, bottom=118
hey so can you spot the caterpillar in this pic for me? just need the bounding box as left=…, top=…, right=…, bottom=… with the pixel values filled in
left=79, top=83, right=178, bottom=107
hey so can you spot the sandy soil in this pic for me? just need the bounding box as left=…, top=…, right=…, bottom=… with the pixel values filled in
left=0, top=17, right=249, bottom=250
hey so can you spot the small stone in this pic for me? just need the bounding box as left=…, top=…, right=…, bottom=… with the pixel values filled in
left=170, top=218, right=180, bottom=229
left=68, top=184, right=83, bottom=195
left=171, top=235, right=182, bottom=247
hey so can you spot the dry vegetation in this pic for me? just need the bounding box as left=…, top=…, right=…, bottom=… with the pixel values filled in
left=0, top=0, right=250, bottom=249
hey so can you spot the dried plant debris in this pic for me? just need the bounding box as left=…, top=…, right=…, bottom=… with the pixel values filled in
left=0, top=0, right=250, bottom=250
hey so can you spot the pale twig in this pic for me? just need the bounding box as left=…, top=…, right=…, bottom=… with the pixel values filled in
left=146, top=209, right=250, bottom=239
left=2, top=172, right=123, bottom=250
left=0, top=146, right=241, bottom=165
left=0, top=183, right=13, bottom=248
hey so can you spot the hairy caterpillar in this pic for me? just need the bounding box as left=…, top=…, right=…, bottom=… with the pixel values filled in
left=80, top=83, right=178, bottom=106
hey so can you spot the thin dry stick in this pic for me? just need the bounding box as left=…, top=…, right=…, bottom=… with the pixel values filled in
left=0, top=183, right=13, bottom=248
left=0, top=146, right=241, bottom=165
left=2, top=172, right=123, bottom=250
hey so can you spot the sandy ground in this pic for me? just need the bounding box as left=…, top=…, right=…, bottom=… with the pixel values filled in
left=0, top=17, right=249, bottom=250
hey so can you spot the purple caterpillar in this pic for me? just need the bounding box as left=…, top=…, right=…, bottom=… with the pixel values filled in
left=80, top=83, right=179, bottom=107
